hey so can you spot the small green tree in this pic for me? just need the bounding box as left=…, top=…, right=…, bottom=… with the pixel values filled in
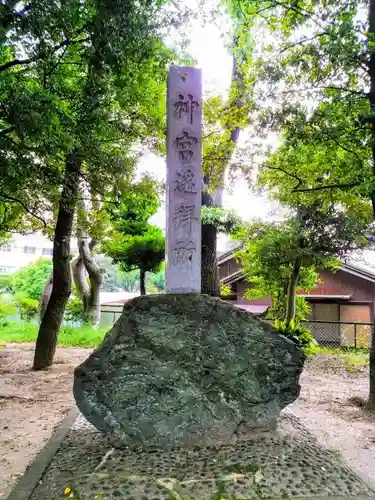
left=104, top=227, right=165, bottom=295
left=235, top=204, right=371, bottom=327
left=103, top=177, right=165, bottom=295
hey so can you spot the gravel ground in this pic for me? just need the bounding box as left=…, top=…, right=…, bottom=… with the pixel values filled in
left=0, top=344, right=375, bottom=499
left=0, top=343, right=90, bottom=500
left=291, top=355, right=375, bottom=491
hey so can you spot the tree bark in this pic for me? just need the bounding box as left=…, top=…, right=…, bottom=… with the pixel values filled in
left=201, top=189, right=219, bottom=296
left=200, top=36, right=245, bottom=295
left=285, top=259, right=301, bottom=327
left=140, top=268, right=146, bottom=295
left=367, top=0, right=375, bottom=409
left=39, top=273, right=53, bottom=323
left=33, top=152, right=81, bottom=370
left=72, top=234, right=103, bottom=327
left=139, top=268, right=146, bottom=295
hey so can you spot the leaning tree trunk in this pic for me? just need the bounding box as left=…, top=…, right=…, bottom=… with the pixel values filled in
left=39, top=273, right=53, bottom=323
left=367, top=0, right=375, bottom=409
left=72, top=234, right=103, bottom=327
left=285, top=259, right=301, bottom=327
left=33, top=152, right=81, bottom=370
left=201, top=35, right=246, bottom=295
left=140, top=268, right=146, bottom=296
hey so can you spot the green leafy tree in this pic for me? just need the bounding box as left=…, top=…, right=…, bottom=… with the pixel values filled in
left=229, top=0, right=375, bottom=408
left=105, top=227, right=165, bottom=295
left=10, top=259, right=53, bottom=302
left=103, top=177, right=165, bottom=295
left=235, top=204, right=371, bottom=326
left=0, top=0, right=173, bottom=369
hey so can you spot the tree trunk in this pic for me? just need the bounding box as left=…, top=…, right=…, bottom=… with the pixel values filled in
left=72, top=234, right=103, bottom=327
left=33, top=152, right=81, bottom=370
left=39, top=273, right=53, bottom=323
left=285, top=259, right=301, bottom=327
left=201, top=188, right=219, bottom=296
left=367, top=0, right=375, bottom=409
left=200, top=36, right=245, bottom=294
left=140, top=268, right=146, bottom=295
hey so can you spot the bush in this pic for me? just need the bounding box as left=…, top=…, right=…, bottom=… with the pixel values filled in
left=11, top=258, right=52, bottom=301
left=15, top=293, right=39, bottom=322
left=274, top=319, right=315, bottom=355
left=65, top=296, right=89, bottom=325
left=220, top=283, right=231, bottom=297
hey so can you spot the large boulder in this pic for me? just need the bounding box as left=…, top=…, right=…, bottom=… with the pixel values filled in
left=74, top=294, right=305, bottom=448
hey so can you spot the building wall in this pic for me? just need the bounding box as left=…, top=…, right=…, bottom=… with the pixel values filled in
left=0, top=232, right=78, bottom=273
left=218, top=258, right=241, bottom=281
left=305, top=269, right=374, bottom=302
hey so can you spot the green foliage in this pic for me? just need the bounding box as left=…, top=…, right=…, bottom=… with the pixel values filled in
left=235, top=203, right=371, bottom=323
left=104, top=177, right=162, bottom=236
left=220, top=283, right=232, bottom=297
left=10, top=259, right=53, bottom=301
left=0, top=295, right=16, bottom=326
left=15, top=293, right=39, bottom=322
left=107, top=227, right=165, bottom=275
left=228, top=0, right=375, bottom=223
left=274, top=319, right=315, bottom=355
left=65, top=296, right=89, bottom=325
left=103, top=179, right=165, bottom=283
left=201, top=207, right=242, bottom=234
left=235, top=218, right=318, bottom=311
left=267, top=294, right=311, bottom=323
left=0, top=322, right=106, bottom=347
left=0, top=0, right=174, bottom=239
left=0, top=274, right=12, bottom=293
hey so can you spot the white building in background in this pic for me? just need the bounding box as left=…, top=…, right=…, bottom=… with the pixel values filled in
left=0, top=233, right=78, bottom=274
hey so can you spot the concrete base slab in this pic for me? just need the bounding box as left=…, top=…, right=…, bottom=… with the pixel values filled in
left=15, top=409, right=373, bottom=500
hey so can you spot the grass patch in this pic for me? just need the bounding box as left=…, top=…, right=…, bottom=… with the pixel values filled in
left=314, top=347, right=369, bottom=372
left=0, top=322, right=106, bottom=347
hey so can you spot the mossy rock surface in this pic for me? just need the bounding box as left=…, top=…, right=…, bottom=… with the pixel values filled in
left=74, top=294, right=305, bottom=448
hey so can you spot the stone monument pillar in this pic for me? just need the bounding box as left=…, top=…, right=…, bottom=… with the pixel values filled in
left=165, top=66, right=202, bottom=293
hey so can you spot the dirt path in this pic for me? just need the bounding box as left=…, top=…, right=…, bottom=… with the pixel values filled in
left=292, top=355, right=375, bottom=491
left=0, top=343, right=90, bottom=500
left=1, top=346, right=375, bottom=498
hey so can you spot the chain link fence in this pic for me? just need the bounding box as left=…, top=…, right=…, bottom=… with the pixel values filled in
left=301, top=320, right=374, bottom=348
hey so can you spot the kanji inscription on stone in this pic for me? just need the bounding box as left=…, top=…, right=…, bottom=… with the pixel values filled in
left=166, top=66, right=202, bottom=293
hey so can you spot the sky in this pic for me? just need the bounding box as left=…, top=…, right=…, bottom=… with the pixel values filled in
left=138, top=12, right=282, bottom=251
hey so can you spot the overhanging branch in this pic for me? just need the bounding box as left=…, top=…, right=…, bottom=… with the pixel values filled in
left=0, top=26, right=90, bottom=73
left=292, top=182, right=360, bottom=193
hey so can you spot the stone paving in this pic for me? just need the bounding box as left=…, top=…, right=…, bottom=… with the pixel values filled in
left=28, top=410, right=375, bottom=500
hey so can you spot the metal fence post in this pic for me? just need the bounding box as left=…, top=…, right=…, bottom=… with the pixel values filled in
left=354, top=323, right=357, bottom=349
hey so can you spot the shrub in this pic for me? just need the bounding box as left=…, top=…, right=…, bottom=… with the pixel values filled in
left=65, top=296, right=89, bottom=325
left=15, top=293, right=39, bottom=322
left=274, top=319, right=315, bottom=355
left=11, top=258, right=53, bottom=301
left=220, top=283, right=231, bottom=297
